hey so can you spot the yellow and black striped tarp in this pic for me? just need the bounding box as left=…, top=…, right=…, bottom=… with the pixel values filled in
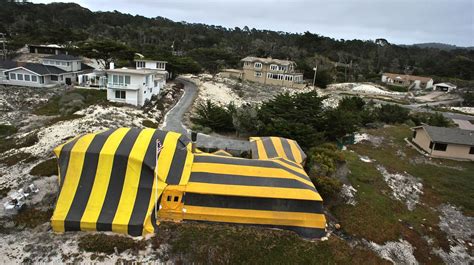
left=175, top=153, right=326, bottom=238
left=211, top=149, right=233, bottom=157
left=250, top=136, right=307, bottom=165
left=53, top=128, right=326, bottom=238
left=52, top=128, right=193, bottom=236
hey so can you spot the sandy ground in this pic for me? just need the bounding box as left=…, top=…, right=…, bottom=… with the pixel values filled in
left=450, top=107, right=474, bottom=115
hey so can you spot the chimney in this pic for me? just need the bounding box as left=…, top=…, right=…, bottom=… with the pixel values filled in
left=109, top=62, right=115, bottom=70
left=191, top=131, right=198, bottom=153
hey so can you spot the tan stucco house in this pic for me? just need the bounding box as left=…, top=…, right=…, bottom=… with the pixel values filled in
left=241, top=57, right=305, bottom=88
left=411, top=125, right=474, bottom=161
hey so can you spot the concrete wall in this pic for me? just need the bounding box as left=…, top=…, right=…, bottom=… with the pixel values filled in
left=412, top=128, right=474, bottom=161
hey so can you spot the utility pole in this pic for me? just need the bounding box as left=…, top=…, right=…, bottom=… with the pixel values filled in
left=312, top=66, right=318, bottom=88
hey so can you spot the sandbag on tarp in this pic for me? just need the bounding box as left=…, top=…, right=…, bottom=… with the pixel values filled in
left=51, top=128, right=193, bottom=236
left=250, top=136, right=307, bottom=165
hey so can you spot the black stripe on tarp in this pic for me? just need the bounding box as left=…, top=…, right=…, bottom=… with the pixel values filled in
left=193, top=155, right=310, bottom=182
left=262, top=137, right=278, bottom=158
left=96, top=128, right=141, bottom=232
left=128, top=130, right=168, bottom=236
left=63, top=129, right=116, bottom=231
left=184, top=193, right=323, bottom=213
left=57, top=137, right=81, bottom=189
left=280, top=138, right=295, bottom=162
left=250, top=140, right=259, bottom=159
left=189, top=172, right=316, bottom=191
left=182, top=220, right=326, bottom=239
left=165, top=135, right=190, bottom=185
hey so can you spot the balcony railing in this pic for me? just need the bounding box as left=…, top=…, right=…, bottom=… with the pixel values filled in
left=107, top=83, right=140, bottom=90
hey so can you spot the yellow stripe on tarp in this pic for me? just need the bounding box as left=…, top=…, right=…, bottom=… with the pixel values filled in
left=156, top=132, right=181, bottom=182
left=179, top=145, right=194, bottom=186
left=112, top=128, right=155, bottom=234
left=288, top=140, right=303, bottom=164
left=51, top=133, right=97, bottom=232
left=183, top=206, right=326, bottom=229
left=185, top=182, right=322, bottom=201
left=271, top=137, right=287, bottom=159
left=80, top=128, right=130, bottom=232
left=142, top=181, right=167, bottom=235
left=254, top=138, right=267, bottom=159
left=191, top=163, right=314, bottom=187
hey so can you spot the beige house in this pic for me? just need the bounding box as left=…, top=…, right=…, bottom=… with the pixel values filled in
left=239, top=57, right=305, bottom=88
left=382, top=73, right=433, bottom=89
left=411, top=125, right=474, bottom=161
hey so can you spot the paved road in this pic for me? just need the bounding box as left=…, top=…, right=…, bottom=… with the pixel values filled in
left=371, top=98, right=473, bottom=121
left=160, top=77, right=250, bottom=152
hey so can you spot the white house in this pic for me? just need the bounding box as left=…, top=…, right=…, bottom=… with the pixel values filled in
left=0, top=55, right=91, bottom=88
left=2, top=62, right=67, bottom=88
left=382, top=73, right=434, bottom=90
left=106, top=64, right=165, bottom=106
left=433, top=82, right=457, bottom=92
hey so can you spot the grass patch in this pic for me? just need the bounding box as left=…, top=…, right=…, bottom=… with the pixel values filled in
left=34, top=89, right=107, bottom=116
left=142, top=119, right=159, bottom=128
left=13, top=207, right=53, bottom=228
left=153, top=222, right=388, bottom=264
left=384, top=84, right=408, bottom=92
left=0, top=132, right=39, bottom=154
left=30, top=158, right=57, bottom=176
left=0, top=152, right=36, bottom=166
left=0, top=124, right=18, bottom=138
left=78, top=234, right=146, bottom=255
left=351, top=125, right=474, bottom=215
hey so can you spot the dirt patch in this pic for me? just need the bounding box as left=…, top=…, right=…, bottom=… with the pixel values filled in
left=376, top=165, right=423, bottom=211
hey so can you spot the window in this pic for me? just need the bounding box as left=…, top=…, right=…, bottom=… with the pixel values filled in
left=51, top=75, right=58, bottom=81
left=412, top=130, right=417, bottom=139
left=67, top=62, right=71, bottom=66
left=25, top=75, right=30, bottom=81
left=433, top=143, right=447, bottom=151
left=255, top=72, right=262, bottom=78
left=118, top=75, right=124, bottom=84
left=115, top=90, right=126, bottom=99
left=254, top=62, right=262, bottom=68
left=10, top=73, right=16, bottom=80
left=31, top=75, right=37, bottom=82
left=56, top=61, right=60, bottom=65
left=173, top=196, right=179, bottom=202
left=62, top=62, right=67, bottom=66
left=17, top=74, right=23, bottom=81
left=125, top=75, right=131, bottom=85
left=469, top=147, right=474, bottom=155
left=429, top=141, right=433, bottom=149
left=270, top=64, right=278, bottom=71
left=167, top=195, right=172, bottom=202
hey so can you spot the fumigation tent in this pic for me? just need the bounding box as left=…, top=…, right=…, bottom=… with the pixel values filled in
left=51, top=128, right=326, bottom=238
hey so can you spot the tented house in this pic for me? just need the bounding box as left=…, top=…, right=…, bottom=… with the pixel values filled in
left=51, top=128, right=326, bottom=238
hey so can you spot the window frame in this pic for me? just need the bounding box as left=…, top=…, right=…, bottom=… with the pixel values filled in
left=433, top=142, right=447, bottom=152
left=469, top=146, right=474, bottom=155
left=10, top=73, right=16, bottom=80
left=31, top=75, right=37, bottom=82
left=254, top=62, right=262, bottom=69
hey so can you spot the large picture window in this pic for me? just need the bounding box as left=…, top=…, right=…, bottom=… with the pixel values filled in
left=433, top=143, right=447, bottom=151
left=115, top=90, right=126, bottom=99
left=51, top=75, right=58, bottom=81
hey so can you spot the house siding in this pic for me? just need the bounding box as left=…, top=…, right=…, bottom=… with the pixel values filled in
left=106, top=72, right=161, bottom=106
left=3, top=68, right=57, bottom=88
left=242, top=62, right=304, bottom=88
left=412, top=127, right=474, bottom=161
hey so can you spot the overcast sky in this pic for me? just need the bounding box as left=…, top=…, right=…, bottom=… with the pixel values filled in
left=34, top=0, right=474, bottom=46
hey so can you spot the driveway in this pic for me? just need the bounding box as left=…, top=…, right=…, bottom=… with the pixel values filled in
left=160, top=77, right=250, bottom=153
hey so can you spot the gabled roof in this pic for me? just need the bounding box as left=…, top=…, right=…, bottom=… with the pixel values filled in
left=5, top=63, right=66, bottom=75
left=241, top=56, right=295, bottom=66
left=383, top=72, right=433, bottom=83
left=44, top=54, right=81, bottom=61
left=414, top=125, right=474, bottom=146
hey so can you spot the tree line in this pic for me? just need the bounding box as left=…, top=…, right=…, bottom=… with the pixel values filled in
left=1, top=1, right=474, bottom=82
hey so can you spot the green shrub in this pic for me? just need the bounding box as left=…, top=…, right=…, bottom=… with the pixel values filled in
left=409, top=112, right=453, bottom=127
left=307, top=143, right=345, bottom=177
left=142, top=119, right=159, bottom=128
left=78, top=234, right=146, bottom=254
left=312, top=175, right=343, bottom=200
left=191, top=100, right=235, bottom=132
left=30, top=158, right=58, bottom=176
left=378, top=104, right=409, bottom=124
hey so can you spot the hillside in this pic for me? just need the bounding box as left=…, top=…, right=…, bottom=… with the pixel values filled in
left=0, top=1, right=473, bottom=82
